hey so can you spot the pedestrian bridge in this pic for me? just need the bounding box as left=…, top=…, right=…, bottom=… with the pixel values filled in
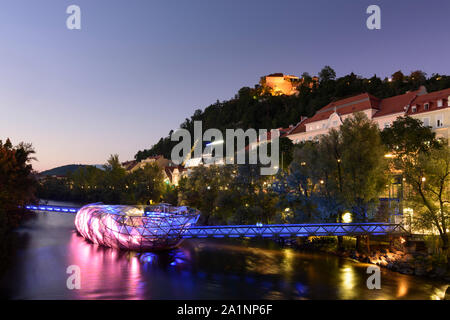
left=184, top=223, right=407, bottom=238
left=27, top=204, right=408, bottom=238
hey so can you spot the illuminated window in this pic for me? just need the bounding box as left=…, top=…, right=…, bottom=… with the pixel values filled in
left=437, top=100, right=443, bottom=107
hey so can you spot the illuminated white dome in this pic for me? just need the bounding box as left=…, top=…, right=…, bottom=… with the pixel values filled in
left=75, top=203, right=200, bottom=251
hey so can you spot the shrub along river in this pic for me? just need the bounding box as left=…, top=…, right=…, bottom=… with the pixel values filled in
left=0, top=201, right=447, bottom=300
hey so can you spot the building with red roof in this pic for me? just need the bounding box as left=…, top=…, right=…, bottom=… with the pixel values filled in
left=286, top=86, right=450, bottom=143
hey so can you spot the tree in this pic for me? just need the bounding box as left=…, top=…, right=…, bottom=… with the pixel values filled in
left=178, top=165, right=234, bottom=225
left=391, top=70, right=405, bottom=82
left=319, top=66, right=336, bottom=82
left=69, top=165, right=105, bottom=202
left=125, top=163, right=165, bottom=204
left=102, top=154, right=127, bottom=203
left=409, top=70, right=427, bottom=88
left=383, top=117, right=449, bottom=257
left=402, top=146, right=449, bottom=257
left=0, top=138, right=37, bottom=272
left=381, top=116, right=440, bottom=156
left=339, top=112, right=388, bottom=222
left=277, top=113, right=387, bottom=226
left=318, top=129, right=347, bottom=248
left=0, top=139, right=37, bottom=227
left=282, top=142, right=325, bottom=222
left=279, top=137, right=294, bottom=171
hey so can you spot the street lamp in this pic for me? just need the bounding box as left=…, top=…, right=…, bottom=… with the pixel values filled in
left=342, top=211, right=352, bottom=223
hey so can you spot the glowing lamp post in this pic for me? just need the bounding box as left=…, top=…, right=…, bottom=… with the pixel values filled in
left=342, top=211, right=352, bottom=223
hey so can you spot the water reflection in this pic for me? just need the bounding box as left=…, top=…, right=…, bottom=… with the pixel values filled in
left=1, top=212, right=448, bottom=300
left=396, top=277, right=409, bottom=298
left=67, top=232, right=143, bottom=299
left=340, top=266, right=356, bottom=299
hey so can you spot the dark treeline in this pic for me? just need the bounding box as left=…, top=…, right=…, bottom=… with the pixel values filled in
left=37, top=155, right=169, bottom=205
left=135, top=67, right=450, bottom=161
left=0, top=139, right=37, bottom=272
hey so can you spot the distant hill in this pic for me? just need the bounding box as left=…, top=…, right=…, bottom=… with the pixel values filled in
left=39, top=164, right=98, bottom=176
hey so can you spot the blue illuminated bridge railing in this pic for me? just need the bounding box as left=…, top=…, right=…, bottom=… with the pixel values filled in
left=26, top=205, right=79, bottom=213
left=28, top=205, right=408, bottom=237
left=183, top=223, right=407, bottom=238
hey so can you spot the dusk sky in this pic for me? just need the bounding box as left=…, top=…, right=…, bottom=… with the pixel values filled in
left=1, top=0, right=450, bottom=172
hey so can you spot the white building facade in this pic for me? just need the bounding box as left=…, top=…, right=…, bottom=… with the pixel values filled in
left=286, top=86, right=450, bottom=143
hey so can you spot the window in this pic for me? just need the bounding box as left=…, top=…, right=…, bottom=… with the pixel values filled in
left=332, top=120, right=338, bottom=126
left=384, top=123, right=390, bottom=128
left=422, top=118, right=429, bottom=127
left=448, top=96, right=450, bottom=106
left=424, top=103, right=429, bottom=111
left=437, top=115, right=444, bottom=128
left=411, top=105, right=417, bottom=113
left=437, top=100, right=443, bottom=107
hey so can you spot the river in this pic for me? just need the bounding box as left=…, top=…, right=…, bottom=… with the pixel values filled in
left=0, top=201, right=447, bottom=300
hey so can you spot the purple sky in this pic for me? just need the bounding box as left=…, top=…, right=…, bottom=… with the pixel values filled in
left=1, top=0, right=450, bottom=172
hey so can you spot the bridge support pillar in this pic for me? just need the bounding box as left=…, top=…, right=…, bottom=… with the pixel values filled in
left=356, top=235, right=362, bottom=252
left=337, top=236, right=344, bottom=251
left=356, top=235, right=371, bottom=254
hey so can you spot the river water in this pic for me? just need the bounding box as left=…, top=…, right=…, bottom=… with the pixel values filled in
left=0, top=201, right=448, bottom=300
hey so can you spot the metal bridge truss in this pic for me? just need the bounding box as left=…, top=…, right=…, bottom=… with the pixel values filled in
left=181, top=223, right=408, bottom=239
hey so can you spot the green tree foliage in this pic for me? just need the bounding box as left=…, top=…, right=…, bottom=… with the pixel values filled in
left=381, top=116, right=440, bottom=155
left=124, top=164, right=165, bottom=204
left=274, top=113, right=387, bottom=223
left=339, top=113, right=388, bottom=221
left=38, top=155, right=165, bottom=205
left=318, top=65, right=336, bottom=82
left=0, top=139, right=37, bottom=227
left=0, top=138, right=37, bottom=272
left=404, top=147, right=449, bottom=255
left=178, top=165, right=234, bottom=225
left=279, top=137, right=294, bottom=171
left=178, top=164, right=277, bottom=225
left=382, top=117, right=449, bottom=256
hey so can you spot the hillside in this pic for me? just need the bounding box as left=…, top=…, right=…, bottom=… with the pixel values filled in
left=134, top=67, right=450, bottom=161
left=39, top=164, right=94, bottom=176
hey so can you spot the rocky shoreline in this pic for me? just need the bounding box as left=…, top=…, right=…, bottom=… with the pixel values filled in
left=287, top=238, right=450, bottom=283
left=346, top=249, right=450, bottom=281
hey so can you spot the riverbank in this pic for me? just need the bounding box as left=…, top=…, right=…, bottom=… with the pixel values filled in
left=287, top=236, right=450, bottom=283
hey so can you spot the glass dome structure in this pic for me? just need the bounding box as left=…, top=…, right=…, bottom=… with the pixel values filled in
left=75, top=203, right=200, bottom=251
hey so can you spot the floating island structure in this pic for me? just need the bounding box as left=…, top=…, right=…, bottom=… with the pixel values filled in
left=75, top=203, right=200, bottom=251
